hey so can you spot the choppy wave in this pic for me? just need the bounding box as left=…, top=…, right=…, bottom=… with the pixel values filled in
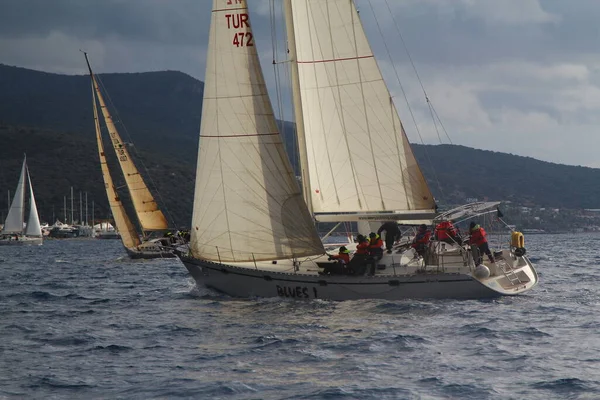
left=0, top=235, right=599, bottom=399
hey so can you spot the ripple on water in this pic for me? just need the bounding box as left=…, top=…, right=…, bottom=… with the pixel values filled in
left=0, top=235, right=598, bottom=400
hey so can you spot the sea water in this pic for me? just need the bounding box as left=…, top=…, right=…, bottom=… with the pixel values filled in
left=0, top=234, right=598, bottom=399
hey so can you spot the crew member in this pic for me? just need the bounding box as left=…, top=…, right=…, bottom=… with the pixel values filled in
left=469, top=222, right=495, bottom=264
left=377, top=221, right=402, bottom=253
left=411, top=224, right=431, bottom=256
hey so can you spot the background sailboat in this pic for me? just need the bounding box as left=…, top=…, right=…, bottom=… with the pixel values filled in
left=178, top=0, right=538, bottom=300
left=0, top=156, right=43, bottom=245
left=84, top=53, right=176, bottom=259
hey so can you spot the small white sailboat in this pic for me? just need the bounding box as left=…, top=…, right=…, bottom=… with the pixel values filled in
left=84, top=53, right=176, bottom=259
left=178, top=0, right=538, bottom=299
left=0, top=156, right=43, bottom=246
left=93, top=222, right=121, bottom=239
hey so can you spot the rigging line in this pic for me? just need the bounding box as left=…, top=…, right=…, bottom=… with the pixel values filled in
left=279, top=3, right=298, bottom=178
left=431, top=103, right=453, bottom=144
left=364, top=0, right=442, bottom=198
left=369, top=0, right=444, bottom=200
left=383, top=0, right=431, bottom=115
left=427, top=100, right=443, bottom=144
left=269, top=0, right=291, bottom=171
left=95, top=73, right=178, bottom=229
left=382, top=0, right=452, bottom=146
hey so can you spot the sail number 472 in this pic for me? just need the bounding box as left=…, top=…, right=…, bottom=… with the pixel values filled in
left=233, top=32, right=253, bottom=47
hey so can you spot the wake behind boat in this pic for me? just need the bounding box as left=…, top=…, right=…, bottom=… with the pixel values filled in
left=178, top=0, right=538, bottom=300
left=0, top=155, right=43, bottom=246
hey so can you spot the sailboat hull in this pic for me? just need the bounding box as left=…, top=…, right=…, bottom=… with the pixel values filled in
left=178, top=255, right=537, bottom=300
left=125, top=246, right=176, bottom=259
left=0, top=236, right=43, bottom=246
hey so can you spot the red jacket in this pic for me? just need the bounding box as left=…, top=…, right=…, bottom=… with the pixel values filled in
left=469, top=226, right=488, bottom=246
left=411, top=230, right=431, bottom=248
left=331, top=252, right=350, bottom=264
left=355, top=241, right=370, bottom=255
left=435, top=221, right=457, bottom=240
left=368, top=236, right=384, bottom=250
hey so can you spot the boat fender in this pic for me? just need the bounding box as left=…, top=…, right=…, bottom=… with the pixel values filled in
left=514, top=247, right=527, bottom=257
left=511, top=231, right=525, bottom=248
left=474, top=264, right=490, bottom=279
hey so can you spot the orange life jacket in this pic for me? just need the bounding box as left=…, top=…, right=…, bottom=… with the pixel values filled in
left=469, top=227, right=488, bottom=246
left=368, top=237, right=383, bottom=250
left=411, top=230, right=431, bottom=248
left=331, top=252, right=350, bottom=264
left=435, top=221, right=457, bottom=240
left=355, top=241, right=370, bottom=255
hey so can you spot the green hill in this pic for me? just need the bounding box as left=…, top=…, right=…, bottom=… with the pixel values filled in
left=0, top=63, right=599, bottom=230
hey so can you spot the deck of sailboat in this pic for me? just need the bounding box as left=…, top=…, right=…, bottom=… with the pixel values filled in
left=200, top=242, right=534, bottom=282
left=220, top=258, right=469, bottom=277
left=178, top=1, right=539, bottom=300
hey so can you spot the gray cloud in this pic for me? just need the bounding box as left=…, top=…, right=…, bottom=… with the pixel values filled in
left=0, top=0, right=208, bottom=45
left=1, top=0, right=600, bottom=167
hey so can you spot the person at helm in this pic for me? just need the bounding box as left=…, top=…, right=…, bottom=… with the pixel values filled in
left=328, top=246, right=351, bottom=265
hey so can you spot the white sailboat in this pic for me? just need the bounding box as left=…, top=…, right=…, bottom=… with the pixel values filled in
left=0, top=156, right=43, bottom=246
left=84, top=53, right=176, bottom=259
left=177, top=0, right=538, bottom=300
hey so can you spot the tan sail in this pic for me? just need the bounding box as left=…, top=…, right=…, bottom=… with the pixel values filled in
left=89, top=71, right=168, bottom=232
left=91, top=80, right=141, bottom=249
left=286, top=0, right=436, bottom=221
left=189, top=0, right=324, bottom=262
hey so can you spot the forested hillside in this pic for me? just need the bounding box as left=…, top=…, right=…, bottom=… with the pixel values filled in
left=1, top=63, right=600, bottom=229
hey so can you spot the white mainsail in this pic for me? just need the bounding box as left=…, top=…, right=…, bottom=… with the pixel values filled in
left=286, top=0, right=436, bottom=221
left=24, top=167, right=42, bottom=237
left=90, top=70, right=169, bottom=232
left=189, top=0, right=324, bottom=262
left=2, top=159, right=26, bottom=234
left=90, top=79, right=142, bottom=249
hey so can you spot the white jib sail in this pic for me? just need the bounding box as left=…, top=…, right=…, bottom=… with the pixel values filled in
left=24, top=166, right=42, bottom=237
left=3, top=158, right=27, bottom=234
left=287, top=0, right=436, bottom=217
left=189, top=0, right=324, bottom=262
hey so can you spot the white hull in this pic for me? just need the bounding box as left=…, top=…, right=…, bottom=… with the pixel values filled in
left=178, top=247, right=538, bottom=300
left=0, top=236, right=43, bottom=246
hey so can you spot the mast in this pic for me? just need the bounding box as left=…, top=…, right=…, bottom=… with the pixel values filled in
left=85, top=192, right=88, bottom=225
left=283, top=0, right=313, bottom=214
left=70, top=186, right=74, bottom=224
left=83, top=53, right=168, bottom=234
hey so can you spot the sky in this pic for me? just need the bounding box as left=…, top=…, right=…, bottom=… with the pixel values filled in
left=1, top=0, right=600, bottom=168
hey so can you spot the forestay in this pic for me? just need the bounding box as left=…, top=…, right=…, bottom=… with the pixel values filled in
left=189, top=0, right=324, bottom=262
left=286, top=0, right=436, bottom=220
